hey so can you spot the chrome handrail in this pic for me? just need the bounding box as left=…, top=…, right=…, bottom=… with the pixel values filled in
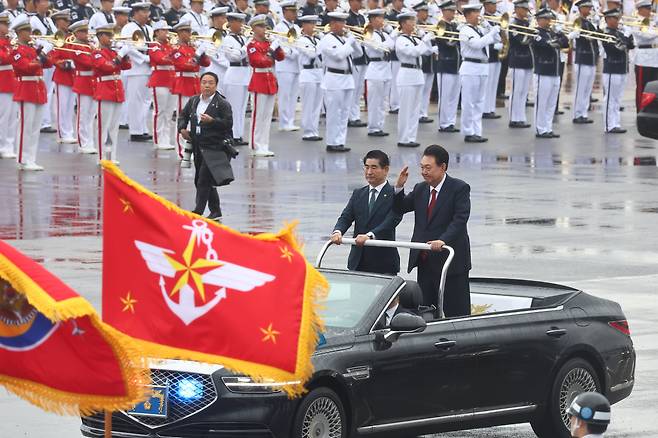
left=315, top=239, right=455, bottom=318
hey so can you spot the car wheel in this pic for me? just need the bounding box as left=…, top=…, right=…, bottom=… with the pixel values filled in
left=293, top=387, right=347, bottom=438
left=531, top=357, right=601, bottom=438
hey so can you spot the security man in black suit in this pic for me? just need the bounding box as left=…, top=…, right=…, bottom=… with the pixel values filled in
left=393, top=145, right=472, bottom=317
left=331, top=150, right=403, bottom=275
left=178, top=72, right=236, bottom=221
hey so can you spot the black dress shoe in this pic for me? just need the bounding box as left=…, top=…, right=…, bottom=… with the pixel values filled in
left=302, top=136, right=323, bottom=141
left=326, top=145, right=351, bottom=152
left=397, top=142, right=420, bottom=147
left=438, top=125, right=459, bottom=133
left=388, top=109, right=399, bottom=114
left=464, top=135, right=488, bottom=143
left=233, top=138, right=249, bottom=146
left=572, top=117, right=593, bottom=124
left=119, top=124, right=129, bottom=130
left=482, top=112, right=501, bottom=119
left=554, top=110, right=565, bottom=115
left=130, top=134, right=150, bottom=142
left=607, top=127, right=627, bottom=134
left=40, top=126, right=57, bottom=133
left=590, top=97, right=599, bottom=103
left=526, top=101, right=534, bottom=107
left=419, top=116, right=434, bottom=123
left=367, top=131, right=389, bottom=137
left=550, top=132, right=560, bottom=138
left=142, top=133, right=153, bottom=140
left=347, top=120, right=367, bottom=127
left=497, top=94, right=509, bottom=100
left=509, top=121, right=531, bottom=128
left=206, top=212, right=222, bottom=222
left=535, top=132, right=554, bottom=138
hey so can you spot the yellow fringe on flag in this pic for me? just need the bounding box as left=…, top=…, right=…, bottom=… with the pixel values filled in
left=101, top=160, right=328, bottom=397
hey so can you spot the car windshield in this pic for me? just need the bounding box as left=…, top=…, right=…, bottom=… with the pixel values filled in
left=319, top=272, right=390, bottom=328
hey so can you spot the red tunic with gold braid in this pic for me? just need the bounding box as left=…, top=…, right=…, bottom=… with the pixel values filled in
left=0, top=37, right=16, bottom=94
left=171, top=43, right=210, bottom=96
left=91, top=46, right=132, bottom=103
left=247, top=39, right=284, bottom=95
left=71, top=44, right=95, bottom=96
left=11, top=43, right=53, bottom=104
left=51, top=38, right=75, bottom=87
left=148, top=41, right=175, bottom=89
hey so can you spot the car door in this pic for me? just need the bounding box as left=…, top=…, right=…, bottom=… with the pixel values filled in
left=355, top=319, right=476, bottom=426
left=468, top=309, right=567, bottom=409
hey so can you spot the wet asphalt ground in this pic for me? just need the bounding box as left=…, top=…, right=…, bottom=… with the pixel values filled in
left=0, top=65, right=656, bottom=437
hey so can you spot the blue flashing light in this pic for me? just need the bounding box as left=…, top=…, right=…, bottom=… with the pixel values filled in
left=176, top=378, right=204, bottom=402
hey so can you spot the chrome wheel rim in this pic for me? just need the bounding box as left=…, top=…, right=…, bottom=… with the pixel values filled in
left=559, top=367, right=597, bottom=429
left=302, top=396, right=342, bottom=438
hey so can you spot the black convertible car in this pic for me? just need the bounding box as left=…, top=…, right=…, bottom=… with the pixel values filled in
left=637, top=79, right=658, bottom=139
left=81, top=240, right=635, bottom=438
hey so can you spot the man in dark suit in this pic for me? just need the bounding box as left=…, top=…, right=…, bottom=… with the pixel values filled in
left=393, top=145, right=472, bottom=317
left=331, top=150, right=402, bottom=275
left=178, top=72, right=236, bottom=221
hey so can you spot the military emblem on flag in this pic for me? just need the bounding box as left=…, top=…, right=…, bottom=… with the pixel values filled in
left=101, top=162, right=326, bottom=395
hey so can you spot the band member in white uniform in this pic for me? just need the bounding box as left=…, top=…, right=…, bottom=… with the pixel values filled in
left=273, top=0, right=301, bottom=131
left=481, top=0, right=504, bottom=119
left=601, top=8, right=633, bottom=133
left=203, top=7, right=230, bottom=93
left=318, top=11, right=359, bottom=152
left=395, top=9, right=435, bottom=147
left=222, top=12, right=251, bottom=145
left=297, top=14, right=324, bottom=142
left=459, top=3, right=499, bottom=143
left=435, top=0, right=462, bottom=133
left=121, top=2, right=154, bottom=141
left=531, top=8, right=569, bottom=138
left=89, top=0, right=116, bottom=32
left=346, top=0, right=368, bottom=127
left=507, top=0, right=533, bottom=128
left=547, top=0, right=568, bottom=115
left=385, top=0, right=404, bottom=114
left=568, top=0, right=598, bottom=124
left=412, top=0, right=435, bottom=124
left=180, top=0, right=210, bottom=35
left=364, top=8, right=395, bottom=137
left=631, top=0, right=658, bottom=112
left=30, top=0, right=57, bottom=133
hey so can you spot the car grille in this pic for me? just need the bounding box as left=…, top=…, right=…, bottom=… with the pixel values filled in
left=125, top=368, right=218, bottom=428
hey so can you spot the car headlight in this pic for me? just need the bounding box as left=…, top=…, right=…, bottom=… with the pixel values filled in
left=221, top=376, right=301, bottom=394
left=176, top=377, right=204, bottom=402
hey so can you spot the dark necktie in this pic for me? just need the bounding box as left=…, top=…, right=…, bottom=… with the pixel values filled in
left=368, top=188, right=377, bottom=214
left=427, top=188, right=438, bottom=220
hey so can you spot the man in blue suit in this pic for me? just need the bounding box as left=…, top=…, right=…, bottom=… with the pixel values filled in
left=331, top=150, right=403, bottom=275
left=393, top=145, right=472, bottom=317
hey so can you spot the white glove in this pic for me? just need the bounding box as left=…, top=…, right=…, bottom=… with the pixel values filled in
left=270, top=38, right=281, bottom=51
left=195, top=46, right=206, bottom=57
left=568, top=30, right=580, bottom=40
left=422, top=32, right=433, bottom=43
left=389, top=29, right=399, bottom=39
left=383, top=24, right=394, bottom=34
left=430, top=45, right=439, bottom=55
left=554, top=24, right=563, bottom=33
left=489, top=25, right=500, bottom=35
left=118, top=44, right=131, bottom=58
left=40, top=40, right=54, bottom=54
left=493, top=42, right=503, bottom=50
left=535, top=34, right=542, bottom=42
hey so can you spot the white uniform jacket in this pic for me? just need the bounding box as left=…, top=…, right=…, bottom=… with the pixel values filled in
left=395, top=33, right=432, bottom=86
left=459, top=24, right=497, bottom=75
left=318, top=32, right=359, bottom=90
left=121, top=22, right=153, bottom=76
left=298, top=34, right=323, bottom=83
left=273, top=19, right=301, bottom=73
left=364, top=29, right=395, bottom=81
left=222, top=32, right=251, bottom=86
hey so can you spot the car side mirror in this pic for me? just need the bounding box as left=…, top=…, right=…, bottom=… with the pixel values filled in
left=383, top=313, right=427, bottom=343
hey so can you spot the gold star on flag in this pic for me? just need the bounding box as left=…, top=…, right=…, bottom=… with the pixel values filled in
left=280, top=246, right=293, bottom=263
left=120, top=291, right=137, bottom=313
left=119, top=197, right=134, bottom=213
left=260, top=323, right=280, bottom=344
left=164, top=235, right=223, bottom=302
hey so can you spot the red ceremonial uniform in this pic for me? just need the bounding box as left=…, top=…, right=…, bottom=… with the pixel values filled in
left=51, top=40, right=75, bottom=87
left=247, top=39, right=284, bottom=95
left=72, top=44, right=95, bottom=96
left=11, top=43, right=52, bottom=104
left=148, top=42, right=175, bottom=89
left=171, top=44, right=210, bottom=96
left=0, top=37, right=16, bottom=93
left=91, top=47, right=131, bottom=102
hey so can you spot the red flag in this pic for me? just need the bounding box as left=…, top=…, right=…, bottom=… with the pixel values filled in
left=0, top=239, right=148, bottom=416
left=101, top=162, right=326, bottom=394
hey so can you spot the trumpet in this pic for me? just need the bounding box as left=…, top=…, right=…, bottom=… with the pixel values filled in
left=190, top=30, right=224, bottom=47
left=564, top=17, right=617, bottom=43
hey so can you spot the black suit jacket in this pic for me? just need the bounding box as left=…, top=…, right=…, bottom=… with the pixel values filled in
left=333, top=182, right=402, bottom=274
left=393, top=175, right=471, bottom=275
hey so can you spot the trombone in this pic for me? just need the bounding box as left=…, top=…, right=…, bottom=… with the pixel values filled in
left=482, top=13, right=537, bottom=37
left=190, top=30, right=224, bottom=47
left=564, top=17, right=617, bottom=43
